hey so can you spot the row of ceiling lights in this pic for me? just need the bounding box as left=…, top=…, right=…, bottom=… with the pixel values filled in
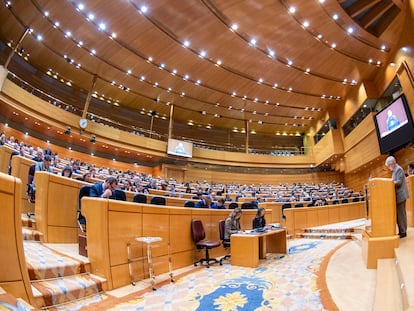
left=283, top=1, right=386, bottom=65
left=5, top=1, right=331, bottom=132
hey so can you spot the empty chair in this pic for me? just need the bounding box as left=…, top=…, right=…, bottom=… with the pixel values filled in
left=78, top=185, right=91, bottom=232
left=294, top=203, right=304, bottom=208
left=150, top=196, right=166, bottom=205
left=113, top=189, right=126, bottom=201
left=133, top=193, right=147, bottom=203
left=228, top=202, right=238, bottom=209
left=241, top=202, right=254, bottom=209
left=184, top=200, right=195, bottom=207
left=218, top=220, right=231, bottom=265
left=281, top=203, right=292, bottom=220
left=191, top=219, right=220, bottom=268
left=27, top=163, right=36, bottom=203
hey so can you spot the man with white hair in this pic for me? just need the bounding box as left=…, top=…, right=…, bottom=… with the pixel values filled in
left=385, top=156, right=409, bottom=238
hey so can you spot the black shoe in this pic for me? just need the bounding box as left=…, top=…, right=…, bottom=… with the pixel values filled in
left=399, top=232, right=407, bottom=238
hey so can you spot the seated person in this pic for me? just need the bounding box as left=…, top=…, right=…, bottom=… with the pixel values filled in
left=252, top=207, right=266, bottom=229
left=195, top=195, right=213, bottom=208
left=90, top=176, right=118, bottom=199
left=224, top=208, right=243, bottom=241
left=76, top=172, right=92, bottom=183
left=35, top=154, right=53, bottom=172
left=61, top=165, right=73, bottom=178
left=212, top=198, right=226, bottom=209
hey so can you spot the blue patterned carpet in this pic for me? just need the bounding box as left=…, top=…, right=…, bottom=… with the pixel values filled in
left=100, top=239, right=345, bottom=311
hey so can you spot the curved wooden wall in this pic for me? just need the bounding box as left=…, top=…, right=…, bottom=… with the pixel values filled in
left=0, top=173, right=32, bottom=302
left=284, top=202, right=366, bottom=236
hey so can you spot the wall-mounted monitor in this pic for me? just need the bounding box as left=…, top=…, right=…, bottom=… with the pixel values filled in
left=167, top=138, right=193, bottom=158
left=373, top=94, right=414, bottom=154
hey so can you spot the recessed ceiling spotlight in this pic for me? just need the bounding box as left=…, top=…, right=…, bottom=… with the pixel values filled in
left=126, top=69, right=132, bottom=75
left=65, top=31, right=72, bottom=37
left=306, top=68, right=310, bottom=73
left=381, top=45, right=387, bottom=51
left=273, top=83, right=278, bottom=88
left=332, top=13, right=339, bottom=20
left=258, top=78, right=263, bottom=83
left=44, top=11, right=49, bottom=16
left=172, top=69, right=177, bottom=74
left=199, top=50, right=206, bottom=57
left=250, top=38, right=257, bottom=45
left=140, top=5, right=148, bottom=13
left=36, top=34, right=43, bottom=41
left=111, top=32, right=117, bottom=38
left=268, top=49, right=275, bottom=57
left=331, top=43, right=337, bottom=48
left=216, top=59, right=222, bottom=65
left=303, top=21, right=309, bottom=28
left=54, top=21, right=60, bottom=27
left=98, top=23, right=106, bottom=31
left=88, top=13, right=95, bottom=20
left=77, top=3, right=85, bottom=10
left=287, top=60, right=293, bottom=66
left=232, top=91, right=236, bottom=96
left=347, top=27, right=354, bottom=34
left=368, top=58, right=373, bottom=63
left=317, top=34, right=323, bottom=39
left=196, top=79, right=201, bottom=84
left=289, top=6, right=296, bottom=14
left=183, top=40, right=190, bottom=47
left=231, top=23, right=238, bottom=30
left=184, top=74, right=189, bottom=80
left=319, top=0, right=325, bottom=3
left=91, top=49, right=96, bottom=55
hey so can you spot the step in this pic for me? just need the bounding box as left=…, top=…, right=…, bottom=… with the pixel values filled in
left=21, top=213, right=36, bottom=229
left=297, top=232, right=354, bottom=240
left=31, top=273, right=106, bottom=308
left=395, top=238, right=414, bottom=310
left=301, top=227, right=363, bottom=233
left=373, top=259, right=403, bottom=311
left=24, top=242, right=87, bottom=280
left=22, top=228, right=43, bottom=242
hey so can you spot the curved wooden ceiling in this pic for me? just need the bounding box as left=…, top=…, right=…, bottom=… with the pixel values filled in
left=0, top=0, right=406, bottom=137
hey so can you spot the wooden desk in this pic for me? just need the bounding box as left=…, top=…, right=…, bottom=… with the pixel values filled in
left=230, top=228, right=287, bottom=268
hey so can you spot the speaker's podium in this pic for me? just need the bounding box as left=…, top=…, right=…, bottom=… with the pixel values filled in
left=362, top=178, right=399, bottom=269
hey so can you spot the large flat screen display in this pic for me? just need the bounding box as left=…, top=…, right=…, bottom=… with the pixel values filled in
left=167, top=138, right=193, bottom=158
left=374, top=94, right=414, bottom=154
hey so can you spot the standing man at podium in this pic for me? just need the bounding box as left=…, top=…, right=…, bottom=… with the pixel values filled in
left=385, top=156, right=409, bottom=238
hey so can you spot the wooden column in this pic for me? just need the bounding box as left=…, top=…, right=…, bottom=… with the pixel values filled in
left=168, top=104, right=174, bottom=139
left=4, top=28, right=30, bottom=69
left=82, top=75, right=97, bottom=119
left=245, top=120, right=249, bottom=153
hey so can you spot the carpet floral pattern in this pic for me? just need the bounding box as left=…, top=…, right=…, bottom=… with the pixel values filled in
left=101, top=239, right=345, bottom=311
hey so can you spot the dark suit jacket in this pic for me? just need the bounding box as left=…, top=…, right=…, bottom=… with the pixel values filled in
left=89, top=182, right=105, bottom=197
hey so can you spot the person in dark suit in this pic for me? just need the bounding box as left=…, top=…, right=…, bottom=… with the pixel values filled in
left=385, top=156, right=409, bottom=238
left=90, top=176, right=118, bottom=199
left=195, top=195, right=213, bottom=208
left=252, top=207, right=266, bottom=229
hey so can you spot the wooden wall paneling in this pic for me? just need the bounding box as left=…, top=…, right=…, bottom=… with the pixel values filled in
left=0, top=173, right=32, bottom=302
left=34, top=172, right=84, bottom=243
left=406, top=175, right=414, bottom=227
left=306, top=208, right=319, bottom=228
left=0, top=145, right=14, bottom=174
left=344, top=131, right=382, bottom=173
left=82, top=198, right=113, bottom=288
left=142, top=206, right=170, bottom=259
left=343, top=113, right=377, bottom=152
left=328, top=205, right=340, bottom=223
left=317, top=207, right=330, bottom=226
left=10, top=155, right=36, bottom=214
left=338, top=204, right=350, bottom=221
